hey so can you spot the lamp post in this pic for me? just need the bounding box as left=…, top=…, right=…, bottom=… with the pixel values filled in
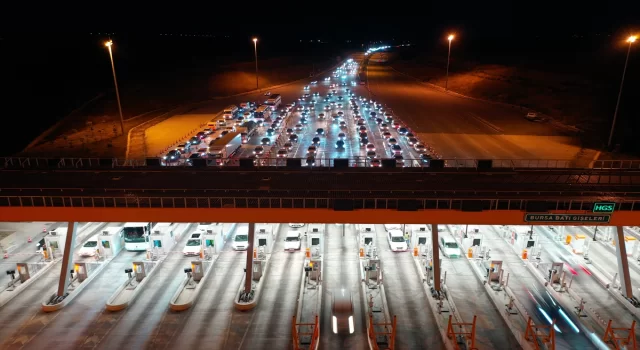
left=252, top=38, right=259, bottom=90
left=445, top=34, right=454, bottom=90
left=105, top=40, right=125, bottom=136
left=608, top=35, right=637, bottom=148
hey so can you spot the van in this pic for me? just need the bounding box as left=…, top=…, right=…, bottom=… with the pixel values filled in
left=207, top=120, right=217, bottom=128
left=284, top=231, right=301, bottom=251
left=439, top=234, right=460, bottom=258
left=223, top=105, right=239, bottom=115
left=232, top=226, right=249, bottom=250
left=387, top=229, right=407, bottom=252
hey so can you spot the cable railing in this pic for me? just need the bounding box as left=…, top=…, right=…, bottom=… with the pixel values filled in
left=2, top=156, right=585, bottom=170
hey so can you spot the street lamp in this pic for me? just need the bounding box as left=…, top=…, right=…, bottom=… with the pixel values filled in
left=252, top=38, right=259, bottom=90
left=445, top=34, right=454, bottom=90
left=105, top=40, right=125, bottom=136
left=607, top=35, right=637, bottom=148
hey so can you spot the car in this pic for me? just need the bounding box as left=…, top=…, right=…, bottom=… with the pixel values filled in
left=307, top=145, right=317, bottom=154
left=313, top=92, right=320, bottom=96
left=338, top=132, right=346, bottom=140
left=420, top=153, right=433, bottom=163
left=382, top=131, right=392, bottom=139
left=393, top=154, right=405, bottom=167
left=331, top=289, right=355, bottom=334
left=232, top=228, right=249, bottom=250
left=414, top=143, right=426, bottom=153
left=289, top=223, right=305, bottom=228
left=337, top=103, right=343, bottom=109
left=270, top=122, right=278, bottom=129
left=439, top=234, right=461, bottom=258
left=380, top=123, right=389, bottom=131
left=391, top=144, right=402, bottom=155
left=284, top=142, right=293, bottom=151
left=261, top=138, right=271, bottom=145
left=303, top=85, right=310, bottom=90
left=175, top=143, right=189, bottom=153
left=358, top=126, right=367, bottom=132
left=300, top=118, right=308, bottom=124
left=311, top=81, right=318, bottom=85
left=324, top=105, right=331, bottom=111
left=366, top=143, right=376, bottom=152
left=286, top=128, right=294, bottom=135
left=408, top=137, right=418, bottom=146
left=375, top=118, right=383, bottom=124
left=253, top=146, right=265, bottom=155
left=284, top=231, right=302, bottom=251
left=196, top=131, right=206, bottom=139
left=406, top=132, right=415, bottom=138
left=339, top=121, right=347, bottom=128
left=357, top=119, right=365, bottom=126
left=392, top=121, right=402, bottom=129
left=220, top=130, right=229, bottom=136
left=295, top=124, right=303, bottom=131
left=163, top=149, right=181, bottom=163
left=186, top=153, right=203, bottom=164
left=306, top=156, right=316, bottom=166
left=360, top=138, right=369, bottom=146
left=303, top=93, right=310, bottom=98
left=297, top=106, right=304, bottom=111
left=78, top=235, right=99, bottom=257
left=525, top=112, right=543, bottom=122
left=312, top=137, right=321, bottom=145
left=337, top=111, right=344, bottom=117
left=337, top=96, right=344, bottom=101
left=366, top=150, right=377, bottom=159
left=387, top=138, right=398, bottom=146
left=318, top=113, right=325, bottom=119
left=277, top=149, right=288, bottom=158
left=266, top=128, right=275, bottom=136
left=264, top=91, right=271, bottom=96
left=370, top=111, right=377, bottom=118
left=316, top=128, right=324, bottom=135
left=398, top=127, right=408, bottom=135
left=387, top=229, right=408, bottom=251
left=289, top=134, right=299, bottom=142
left=183, top=233, right=202, bottom=256
left=335, top=140, right=345, bottom=149
left=370, top=158, right=381, bottom=167
left=189, top=136, right=201, bottom=146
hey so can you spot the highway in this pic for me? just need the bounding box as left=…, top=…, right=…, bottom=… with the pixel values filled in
left=365, top=52, right=585, bottom=160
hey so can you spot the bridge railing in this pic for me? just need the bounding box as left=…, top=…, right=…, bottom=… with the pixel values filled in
left=2, top=157, right=581, bottom=170
left=0, top=195, right=638, bottom=213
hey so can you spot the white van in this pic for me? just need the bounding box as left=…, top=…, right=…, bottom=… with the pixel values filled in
left=223, top=105, right=239, bottom=115
left=439, top=234, right=460, bottom=258
left=387, top=229, right=407, bottom=252
left=284, top=231, right=302, bottom=251
left=232, top=226, right=249, bottom=251
left=78, top=234, right=99, bottom=257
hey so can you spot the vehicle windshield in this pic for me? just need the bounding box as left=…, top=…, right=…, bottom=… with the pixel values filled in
left=234, top=235, right=248, bottom=242
left=285, top=236, right=300, bottom=242
left=445, top=242, right=459, bottom=249
left=123, top=227, right=146, bottom=242
left=186, top=239, right=201, bottom=247
left=83, top=241, right=98, bottom=247
left=391, top=237, right=405, bottom=243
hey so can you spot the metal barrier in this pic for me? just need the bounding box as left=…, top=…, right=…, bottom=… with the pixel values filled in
left=591, top=160, right=640, bottom=170
left=292, top=315, right=319, bottom=350
left=3, top=156, right=582, bottom=170
left=0, top=195, right=638, bottom=213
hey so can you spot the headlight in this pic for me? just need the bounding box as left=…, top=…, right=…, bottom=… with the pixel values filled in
left=332, top=316, right=338, bottom=334
left=348, top=316, right=354, bottom=334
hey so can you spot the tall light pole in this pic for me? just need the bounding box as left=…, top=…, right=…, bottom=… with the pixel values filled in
left=105, top=40, right=125, bottom=136
left=252, top=38, right=259, bottom=90
left=445, top=34, right=454, bottom=90
left=608, top=35, right=637, bottom=148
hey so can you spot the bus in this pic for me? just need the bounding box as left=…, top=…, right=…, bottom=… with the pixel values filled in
left=254, top=105, right=272, bottom=121
left=265, top=94, right=282, bottom=109
left=122, top=222, right=151, bottom=251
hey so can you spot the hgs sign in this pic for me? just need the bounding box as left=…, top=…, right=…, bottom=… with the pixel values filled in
left=593, top=202, right=615, bottom=213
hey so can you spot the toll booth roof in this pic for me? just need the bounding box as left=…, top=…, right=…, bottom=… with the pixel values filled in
left=625, top=236, right=637, bottom=241
left=574, top=234, right=586, bottom=239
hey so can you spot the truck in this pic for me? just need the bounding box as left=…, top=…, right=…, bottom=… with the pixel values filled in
left=236, top=121, right=257, bottom=143
left=208, top=132, right=242, bottom=164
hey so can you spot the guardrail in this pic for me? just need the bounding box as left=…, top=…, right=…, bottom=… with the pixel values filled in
left=2, top=156, right=579, bottom=170
left=0, top=195, right=638, bottom=212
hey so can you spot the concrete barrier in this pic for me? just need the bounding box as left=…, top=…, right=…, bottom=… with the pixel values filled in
left=169, top=259, right=215, bottom=311
left=0, top=259, right=60, bottom=308
left=233, top=253, right=273, bottom=311
left=41, top=259, right=110, bottom=312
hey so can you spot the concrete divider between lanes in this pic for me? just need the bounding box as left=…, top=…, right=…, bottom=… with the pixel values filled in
left=169, top=259, right=215, bottom=311
left=233, top=251, right=274, bottom=311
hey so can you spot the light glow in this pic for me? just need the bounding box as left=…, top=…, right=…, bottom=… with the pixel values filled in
left=628, top=35, right=637, bottom=43
left=448, top=34, right=455, bottom=41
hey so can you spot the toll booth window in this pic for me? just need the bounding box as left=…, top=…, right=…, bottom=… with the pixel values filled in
left=526, top=240, right=535, bottom=248
left=364, top=237, right=373, bottom=245
left=472, top=238, right=481, bottom=247
left=206, top=239, right=214, bottom=247
left=154, top=240, right=162, bottom=248
left=258, top=238, right=267, bottom=246
left=102, top=241, right=111, bottom=249
left=418, top=237, right=427, bottom=245
left=50, top=241, right=59, bottom=249
left=311, top=238, right=320, bottom=246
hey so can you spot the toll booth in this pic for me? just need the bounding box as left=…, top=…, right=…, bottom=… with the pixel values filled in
left=132, top=261, right=146, bottom=282
left=358, top=225, right=376, bottom=258
left=461, top=227, right=483, bottom=251
left=510, top=226, right=538, bottom=252
left=203, top=228, right=222, bottom=256
left=547, top=262, right=564, bottom=285
left=309, top=259, right=322, bottom=281
left=148, top=223, right=176, bottom=255
left=74, top=262, right=92, bottom=283
left=16, top=262, right=30, bottom=283
left=255, top=225, right=275, bottom=254
left=410, top=225, right=429, bottom=248
left=44, top=226, right=68, bottom=259
left=253, top=259, right=265, bottom=281
left=364, top=258, right=381, bottom=285
left=99, top=227, right=124, bottom=259
left=611, top=235, right=638, bottom=256
left=191, top=261, right=204, bottom=282
left=308, top=226, right=324, bottom=257
left=568, top=233, right=590, bottom=254
left=482, top=260, right=503, bottom=285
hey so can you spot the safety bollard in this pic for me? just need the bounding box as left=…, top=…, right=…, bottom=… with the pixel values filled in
left=306, top=247, right=310, bottom=258
left=253, top=248, right=257, bottom=259
left=413, top=247, right=418, bottom=256
left=522, top=249, right=528, bottom=260
left=359, top=248, right=364, bottom=257
left=565, top=235, right=572, bottom=245
left=468, top=247, right=473, bottom=258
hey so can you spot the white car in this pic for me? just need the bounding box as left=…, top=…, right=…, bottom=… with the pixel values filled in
left=384, top=224, right=402, bottom=231
left=78, top=236, right=99, bottom=257
left=232, top=227, right=249, bottom=250
left=289, top=223, right=305, bottom=228
left=284, top=231, right=302, bottom=251
left=439, top=235, right=461, bottom=258
left=387, top=229, right=407, bottom=252
left=183, top=233, right=202, bottom=256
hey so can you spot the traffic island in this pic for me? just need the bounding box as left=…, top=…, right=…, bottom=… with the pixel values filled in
left=41, top=260, right=110, bottom=312
left=105, top=261, right=159, bottom=311
left=292, top=249, right=322, bottom=349
left=233, top=248, right=272, bottom=311
left=359, top=254, right=396, bottom=349
left=169, top=259, right=215, bottom=311
left=0, top=259, right=59, bottom=308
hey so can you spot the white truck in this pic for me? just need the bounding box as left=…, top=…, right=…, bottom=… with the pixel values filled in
left=208, top=132, right=242, bottom=164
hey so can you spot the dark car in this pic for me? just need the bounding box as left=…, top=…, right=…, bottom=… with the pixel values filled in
left=316, top=128, right=324, bottom=135
left=312, top=137, right=321, bottom=145
left=163, top=149, right=181, bottom=163
left=266, top=128, right=275, bottom=136
left=335, top=140, right=345, bottom=149
left=188, top=136, right=201, bottom=145
left=289, top=134, right=299, bottom=142
left=261, top=138, right=271, bottom=145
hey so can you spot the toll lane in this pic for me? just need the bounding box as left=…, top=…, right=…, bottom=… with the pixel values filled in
left=163, top=224, right=247, bottom=350
left=238, top=224, right=304, bottom=350
left=320, top=224, right=368, bottom=350
left=374, top=225, right=443, bottom=349
left=441, top=226, right=520, bottom=349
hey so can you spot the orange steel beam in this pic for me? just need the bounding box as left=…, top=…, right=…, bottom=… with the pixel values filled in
left=1, top=207, right=638, bottom=226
